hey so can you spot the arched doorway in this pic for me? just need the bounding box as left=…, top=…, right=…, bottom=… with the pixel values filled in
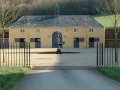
left=52, top=31, right=63, bottom=48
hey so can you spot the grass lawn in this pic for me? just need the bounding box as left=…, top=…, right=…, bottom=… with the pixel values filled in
left=94, top=14, right=120, bottom=28
left=0, top=67, right=30, bottom=90
left=97, top=67, right=120, bottom=82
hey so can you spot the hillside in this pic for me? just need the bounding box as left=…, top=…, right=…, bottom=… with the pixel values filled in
left=94, top=15, right=120, bottom=28
left=21, top=0, right=104, bottom=15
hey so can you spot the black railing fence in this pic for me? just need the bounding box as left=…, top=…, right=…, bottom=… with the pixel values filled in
left=97, top=42, right=120, bottom=67
left=0, top=42, right=31, bottom=67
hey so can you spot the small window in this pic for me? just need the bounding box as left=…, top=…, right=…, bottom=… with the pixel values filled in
left=74, top=38, right=79, bottom=41
left=74, top=29, right=78, bottom=32
left=94, top=38, right=100, bottom=42
left=30, top=38, right=35, bottom=42
left=74, top=38, right=84, bottom=42
left=89, top=38, right=94, bottom=42
left=79, top=38, right=84, bottom=42
left=20, top=29, right=25, bottom=33
left=30, top=38, right=41, bottom=42
left=15, top=38, right=20, bottom=42
left=36, top=29, right=40, bottom=32
left=89, top=29, right=94, bottom=32
left=20, top=38, right=25, bottom=42
left=35, top=38, right=41, bottom=42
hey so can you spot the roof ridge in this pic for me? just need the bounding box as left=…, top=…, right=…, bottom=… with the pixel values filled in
left=12, top=15, right=103, bottom=28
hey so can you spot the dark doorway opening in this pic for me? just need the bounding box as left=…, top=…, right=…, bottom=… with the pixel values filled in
left=74, top=38, right=79, bottom=48
left=52, top=31, right=63, bottom=48
left=89, top=38, right=94, bottom=48
left=20, top=38, right=25, bottom=48
left=35, top=38, right=41, bottom=48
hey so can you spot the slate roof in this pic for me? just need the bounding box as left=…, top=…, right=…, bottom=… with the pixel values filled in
left=12, top=15, right=103, bottom=28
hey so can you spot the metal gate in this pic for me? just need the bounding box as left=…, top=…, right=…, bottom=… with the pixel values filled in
left=0, top=42, right=31, bottom=67
left=96, top=42, right=120, bottom=67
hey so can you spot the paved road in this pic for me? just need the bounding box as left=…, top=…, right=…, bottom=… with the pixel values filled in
left=15, top=69, right=120, bottom=90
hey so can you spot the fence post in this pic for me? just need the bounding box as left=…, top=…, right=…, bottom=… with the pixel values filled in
left=117, top=42, right=119, bottom=66
left=107, top=44, right=108, bottom=66
left=98, top=43, right=100, bottom=66
left=97, top=43, right=99, bottom=66
left=13, top=43, right=15, bottom=66
left=26, top=43, right=29, bottom=66
left=5, top=46, right=7, bottom=67
left=29, top=43, right=30, bottom=66
left=11, top=43, right=12, bottom=66
left=16, top=43, right=17, bottom=66
left=110, top=42, right=112, bottom=66
left=0, top=43, right=2, bottom=67
left=112, top=43, right=114, bottom=67
left=8, top=45, right=9, bottom=67
left=101, top=42, right=104, bottom=66
left=19, top=44, right=20, bottom=66
left=3, top=42, right=5, bottom=67
left=99, top=43, right=102, bottom=66
left=24, top=43, right=26, bottom=66
left=22, top=44, right=23, bottom=66
left=104, top=43, right=106, bottom=66
left=26, top=43, right=28, bottom=66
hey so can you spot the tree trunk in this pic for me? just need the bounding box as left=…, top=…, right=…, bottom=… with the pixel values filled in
left=2, top=29, right=5, bottom=64
left=115, top=34, right=118, bottom=65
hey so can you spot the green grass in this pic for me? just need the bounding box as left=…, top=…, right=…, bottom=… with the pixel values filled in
left=98, top=67, right=120, bottom=82
left=94, top=15, right=120, bottom=28
left=0, top=67, right=30, bottom=90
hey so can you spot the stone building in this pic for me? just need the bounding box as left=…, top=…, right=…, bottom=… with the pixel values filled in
left=9, top=15, right=105, bottom=48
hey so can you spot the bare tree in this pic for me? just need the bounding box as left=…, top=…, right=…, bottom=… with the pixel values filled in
left=98, top=0, right=120, bottom=65
left=0, top=0, right=22, bottom=63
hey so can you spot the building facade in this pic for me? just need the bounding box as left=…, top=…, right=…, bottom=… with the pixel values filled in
left=105, top=28, right=120, bottom=47
left=94, top=16, right=120, bottom=48
left=9, top=15, right=105, bottom=48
